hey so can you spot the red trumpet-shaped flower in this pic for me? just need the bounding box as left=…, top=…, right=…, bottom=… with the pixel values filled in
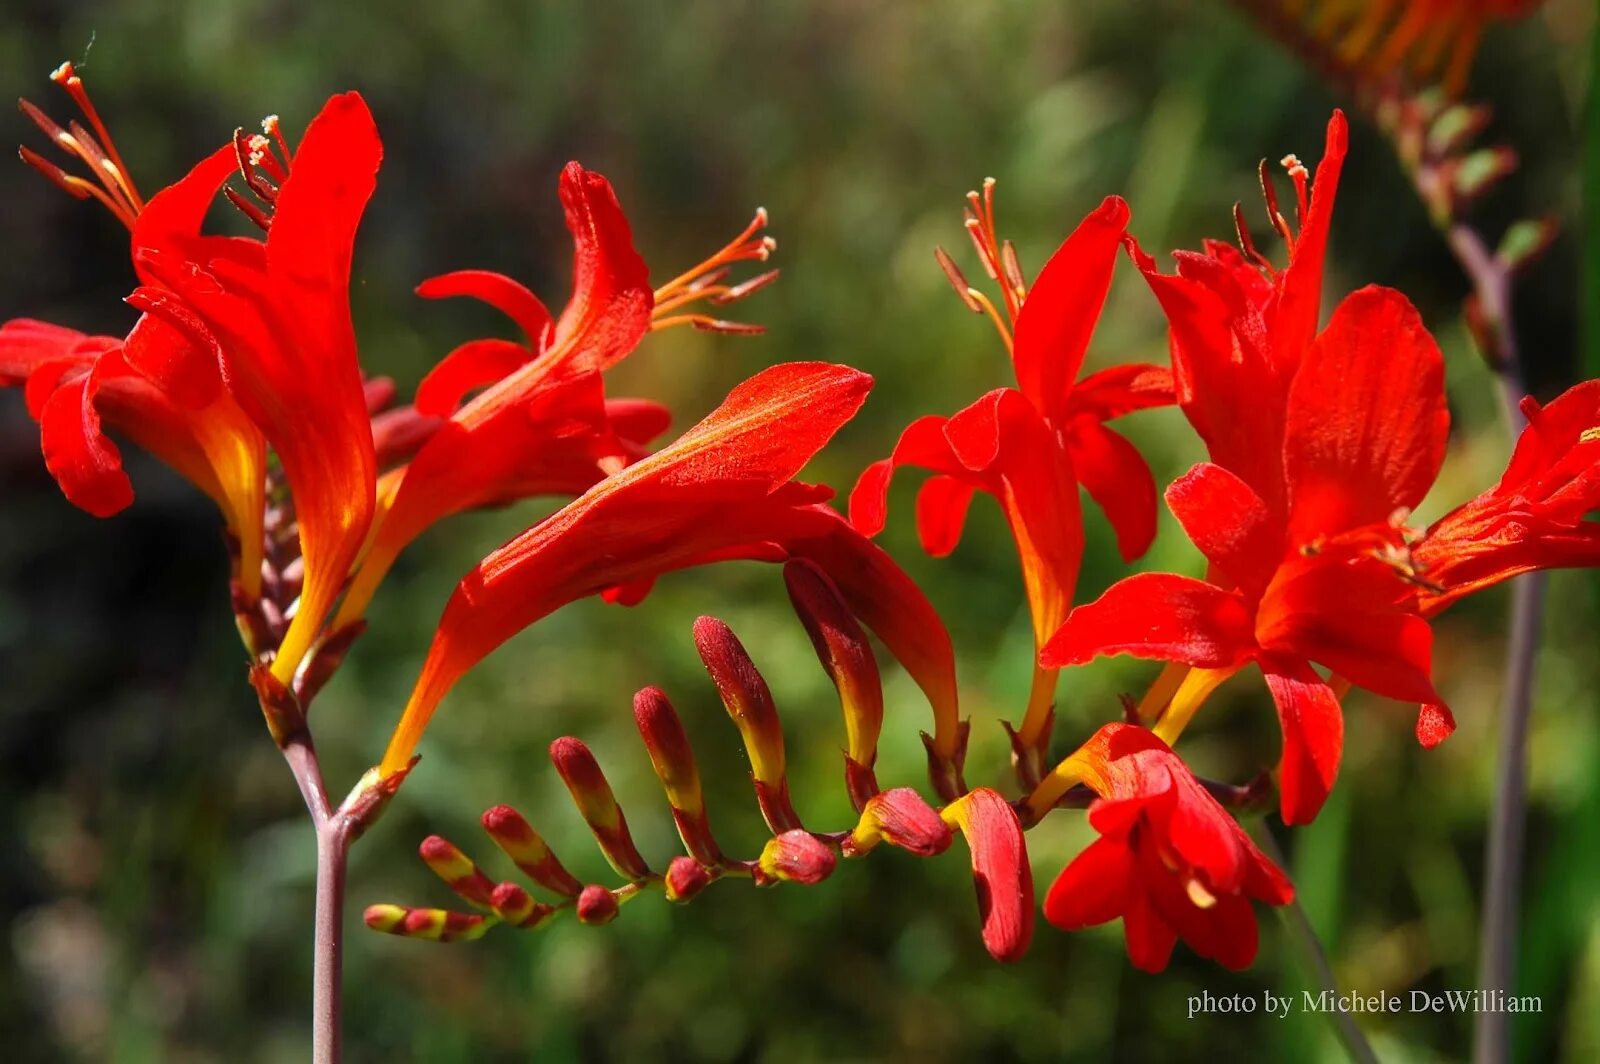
left=1415, top=380, right=1600, bottom=612
left=133, top=93, right=383, bottom=685
left=332, top=166, right=777, bottom=629
left=1042, top=725, right=1292, bottom=972
left=379, top=361, right=962, bottom=779
left=850, top=182, right=1172, bottom=781
left=1048, top=114, right=1454, bottom=825
left=2, top=65, right=269, bottom=596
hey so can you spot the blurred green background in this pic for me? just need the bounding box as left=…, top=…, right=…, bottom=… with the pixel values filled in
left=2, top=0, right=1597, bottom=1060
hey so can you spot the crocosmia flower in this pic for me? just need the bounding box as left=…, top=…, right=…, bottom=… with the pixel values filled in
left=1047, top=113, right=1455, bottom=825
left=380, top=361, right=963, bottom=781
left=1042, top=724, right=1293, bottom=972
left=1414, top=380, right=1600, bottom=611
left=850, top=183, right=1172, bottom=782
left=2, top=65, right=269, bottom=597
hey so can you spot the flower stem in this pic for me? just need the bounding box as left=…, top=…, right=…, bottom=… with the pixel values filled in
left=1448, top=223, right=1544, bottom=1064
left=1253, top=824, right=1380, bottom=1064
left=313, top=819, right=352, bottom=1064
left=280, top=730, right=351, bottom=1063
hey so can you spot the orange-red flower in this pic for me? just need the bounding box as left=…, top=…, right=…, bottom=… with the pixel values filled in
left=2, top=64, right=268, bottom=597
left=1046, top=113, right=1456, bottom=825
left=1415, top=380, right=1600, bottom=611
left=1042, top=724, right=1293, bottom=972
left=850, top=185, right=1172, bottom=778
left=379, top=362, right=962, bottom=779
left=133, top=93, right=383, bottom=685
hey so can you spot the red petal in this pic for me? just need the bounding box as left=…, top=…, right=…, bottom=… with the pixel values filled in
left=1284, top=286, right=1449, bottom=544
left=1041, top=573, right=1256, bottom=669
left=1011, top=196, right=1128, bottom=418
left=1066, top=418, right=1157, bottom=562
left=945, top=788, right=1035, bottom=963
left=119, top=296, right=221, bottom=409
left=1268, top=111, right=1347, bottom=366
left=416, top=270, right=553, bottom=349
left=1164, top=462, right=1281, bottom=595
left=1043, top=836, right=1133, bottom=930
left=605, top=399, right=672, bottom=447
left=380, top=362, right=872, bottom=775
left=1260, top=654, right=1344, bottom=825
left=1259, top=559, right=1440, bottom=704
left=414, top=338, right=532, bottom=416
left=37, top=356, right=134, bottom=517
left=1122, top=885, right=1179, bottom=973
left=1066, top=362, right=1176, bottom=421
left=914, top=475, right=977, bottom=557
left=1417, top=701, right=1456, bottom=749
left=547, top=163, right=652, bottom=374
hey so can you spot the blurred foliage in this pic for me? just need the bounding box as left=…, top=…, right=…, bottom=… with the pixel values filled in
left=1, top=0, right=1597, bottom=1060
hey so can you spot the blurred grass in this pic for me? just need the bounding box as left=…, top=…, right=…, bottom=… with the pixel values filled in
left=0, top=0, right=1597, bottom=1060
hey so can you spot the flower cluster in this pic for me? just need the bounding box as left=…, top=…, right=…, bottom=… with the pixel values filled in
left=9, top=59, right=1598, bottom=981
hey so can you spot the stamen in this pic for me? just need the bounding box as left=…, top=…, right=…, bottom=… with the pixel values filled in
left=965, top=288, right=1014, bottom=354
left=1233, top=203, right=1275, bottom=275
left=224, top=186, right=273, bottom=232
left=1258, top=159, right=1296, bottom=253
left=1281, top=152, right=1310, bottom=224
left=649, top=208, right=775, bottom=334
left=958, top=178, right=1020, bottom=322
left=1185, top=876, right=1219, bottom=910
left=1000, top=239, right=1027, bottom=302
left=17, top=63, right=143, bottom=230
left=934, top=246, right=982, bottom=313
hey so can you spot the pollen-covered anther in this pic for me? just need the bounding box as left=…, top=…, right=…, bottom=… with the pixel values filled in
left=757, top=830, right=836, bottom=886
left=1185, top=875, right=1219, bottom=910
left=650, top=206, right=777, bottom=334
left=575, top=885, right=620, bottom=925
left=18, top=62, right=144, bottom=229
left=549, top=737, right=653, bottom=881
left=481, top=804, right=582, bottom=897
left=419, top=835, right=498, bottom=909
left=845, top=788, right=952, bottom=858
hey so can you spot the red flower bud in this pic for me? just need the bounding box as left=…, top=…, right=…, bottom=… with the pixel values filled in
left=419, top=835, right=497, bottom=908
left=481, top=804, right=581, bottom=897
left=575, top=884, right=620, bottom=925
left=633, top=687, right=725, bottom=865
left=783, top=558, right=884, bottom=784
left=664, top=857, right=715, bottom=903
left=489, top=881, right=556, bottom=929
left=757, top=829, right=836, bottom=886
left=549, top=737, right=652, bottom=881
left=846, top=787, right=952, bottom=858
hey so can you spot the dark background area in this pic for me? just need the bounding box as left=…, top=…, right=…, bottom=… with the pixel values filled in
left=1, top=1, right=1596, bottom=1060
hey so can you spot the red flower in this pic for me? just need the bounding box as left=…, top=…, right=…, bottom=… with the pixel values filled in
left=1306, top=0, right=1547, bottom=95
left=850, top=185, right=1172, bottom=776
left=379, top=362, right=962, bottom=778
left=1415, top=380, right=1600, bottom=611
left=1042, top=724, right=1292, bottom=972
left=1047, top=114, right=1454, bottom=825
left=133, top=94, right=383, bottom=684
left=2, top=65, right=269, bottom=596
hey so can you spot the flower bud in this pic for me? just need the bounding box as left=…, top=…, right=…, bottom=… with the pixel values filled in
left=783, top=559, right=883, bottom=790
left=419, top=835, right=497, bottom=908
left=549, top=737, right=652, bottom=881
left=249, top=663, right=305, bottom=747
left=489, top=881, right=557, bottom=929
left=664, top=856, right=715, bottom=903
left=756, top=829, right=836, bottom=886
left=575, top=884, right=620, bottom=925
left=363, top=904, right=490, bottom=942
left=846, top=787, right=952, bottom=858
left=941, top=788, right=1034, bottom=963
left=481, top=804, right=581, bottom=897
left=694, top=617, right=802, bottom=832
left=633, top=687, right=724, bottom=864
